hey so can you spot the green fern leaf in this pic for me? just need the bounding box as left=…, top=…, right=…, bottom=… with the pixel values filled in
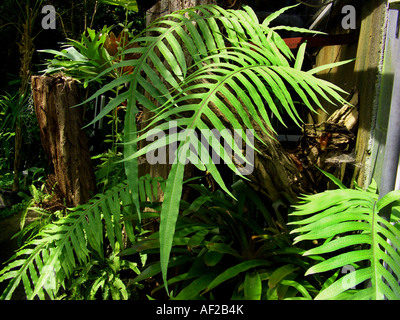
left=289, top=188, right=400, bottom=300
left=73, top=4, right=350, bottom=293
left=0, top=176, right=163, bottom=300
left=261, top=3, right=300, bottom=27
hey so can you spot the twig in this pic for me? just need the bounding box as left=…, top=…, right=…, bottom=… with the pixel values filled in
left=89, top=1, right=99, bottom=29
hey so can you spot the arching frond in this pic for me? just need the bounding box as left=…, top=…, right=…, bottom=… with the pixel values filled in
left=0, top=175, right=163, bottom=300
left=289, top=188, right=400, bottom=300
left=77, top=4, right=350, bottom=292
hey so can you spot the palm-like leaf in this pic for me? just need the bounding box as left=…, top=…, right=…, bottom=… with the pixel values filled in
left=79, top=4, right=350, bottom=290
left=289, top=187, right=400, bottom=300
left=0, top=175, right=162, bottom=299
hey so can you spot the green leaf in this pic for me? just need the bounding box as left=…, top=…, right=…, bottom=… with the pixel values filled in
left=182, top=196, right=212, bottom=215
left=280, top=280, right=313, bottom=300
left=270, top=26, right=326, bottom=36
left=174, top=272, right=218, bottom=300
left=268, top=264, right=299, bottom=288
left=294, top=42, right=307, bottom=71
left=262, top=4, right=300, bottom=27
left=304, top=234, right=371, bottom=256
left=377, top=190, right=400, bottom=211
left=84, top=91, right=130, bottom=128
left=305, top=250, right=371, bottom=275
left=307, top=59, right=355, bottom=75
left=291, top=181, right=400, bottom=300
left=244, top=270, right=262, bottom=300
left=204, top=260, right=272, bottom=293
left=132, top=255, right=193, bottom=283
left=203, top=251, right=224, bottom=267
left=159, top=145, right=188, bottom=294
left=316, top=167, right=347, bottom=190
left=206, top=242, right=242, bottom=259
left=315, top=268, right=373, bottom=300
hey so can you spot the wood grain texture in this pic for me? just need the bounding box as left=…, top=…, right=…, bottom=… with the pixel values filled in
left=31, top=74, right=96, bottom=206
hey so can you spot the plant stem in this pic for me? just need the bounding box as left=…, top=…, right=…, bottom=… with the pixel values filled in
left=89, top=1, right=99, bottom=29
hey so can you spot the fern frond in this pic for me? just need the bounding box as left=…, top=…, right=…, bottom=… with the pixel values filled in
left=289, top=188, right=400, bottom=300
left=0, top=175, right=163, bottom=300
left=74, top=4, right=349, bottom=293
left=84, top=4, right=298, bottom=127
left=131, top=39, right=347, bottom=290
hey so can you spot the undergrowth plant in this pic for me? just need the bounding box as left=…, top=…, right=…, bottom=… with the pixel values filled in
left=66, top=241, right=141, bottom=300
left=0, top=175, right=160, bottom=299
left=12, top=183, right=65, bottom=246
left=120, top=180, right=329, bottom=300
left=0, top=91, right=40, bottom=178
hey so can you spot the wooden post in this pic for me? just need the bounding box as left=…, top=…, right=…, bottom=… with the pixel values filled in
left=31, top=74, right=96, bottom=206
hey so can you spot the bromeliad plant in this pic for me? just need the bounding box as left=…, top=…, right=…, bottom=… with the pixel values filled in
left=39, top=26, right=126, bottom=88
left=289, top=173, right=400, bottom=300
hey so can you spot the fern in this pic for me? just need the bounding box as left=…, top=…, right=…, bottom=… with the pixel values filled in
left=77, top=4, right=350, bottom=291
left=289, top=186, right=400, bottom=300
left=0, top=175, right=162, bottom=300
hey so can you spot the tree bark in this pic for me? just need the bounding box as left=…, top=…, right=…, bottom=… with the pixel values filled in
left=294, top=92, right=359, bottom=191
left=145, top=0, right=216, bottom=26
left=31, top=74, right=96, bottom=206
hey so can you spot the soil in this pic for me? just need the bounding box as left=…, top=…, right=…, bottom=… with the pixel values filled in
left=0, top=211, right=38, bottom=299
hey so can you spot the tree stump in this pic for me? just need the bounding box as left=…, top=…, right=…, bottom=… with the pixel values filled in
left=31, top=74, right=96, bottom=206
left=294, top=92, right=359, bottom=190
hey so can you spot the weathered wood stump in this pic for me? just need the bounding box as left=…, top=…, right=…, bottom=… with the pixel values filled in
left=31, top=74, right=96, bottom=206
left=294, top=92, right=359, bottom=190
